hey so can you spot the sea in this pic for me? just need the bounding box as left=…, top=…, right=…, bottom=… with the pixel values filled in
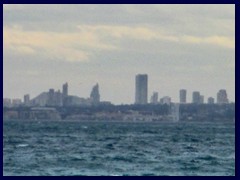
left=3, top=120, right=235, bottom=176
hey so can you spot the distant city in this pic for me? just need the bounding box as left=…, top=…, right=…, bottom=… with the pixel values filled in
left=3, top=74, right=230, bottom=108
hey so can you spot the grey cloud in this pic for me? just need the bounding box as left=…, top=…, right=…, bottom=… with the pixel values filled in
left=4, top=5, right=234, bottom=33
left=3, top=4, right=235, bottom=104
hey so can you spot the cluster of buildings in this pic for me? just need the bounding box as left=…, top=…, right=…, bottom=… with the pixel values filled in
left=3, top=98, right=23, bottom=107
left=179, top=89, right=228, bottom=104
left=135, top=74, right=229, bottom=105
left=3, top=83, right=110, bottom=108
left=3, top=74, right=231, bottom=108
left=3, top=74, right=234, bottom=121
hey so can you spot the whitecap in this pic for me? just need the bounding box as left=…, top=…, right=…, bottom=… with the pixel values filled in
left=16, top=144, right=29, bottom=147
left=110, top=174, right=120, bottom=176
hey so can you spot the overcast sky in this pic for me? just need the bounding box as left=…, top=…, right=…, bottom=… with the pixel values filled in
left=3, top=4, right=235, bottom=104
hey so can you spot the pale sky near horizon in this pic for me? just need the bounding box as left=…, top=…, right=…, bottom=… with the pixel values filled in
left=3, top=4, right=235, bottom=104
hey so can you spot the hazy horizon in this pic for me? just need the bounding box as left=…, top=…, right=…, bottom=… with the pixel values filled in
left=3, top=4, right=235, bottom=104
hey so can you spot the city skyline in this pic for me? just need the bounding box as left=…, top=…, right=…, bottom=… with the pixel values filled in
left=3, top=77, right=232, bottom=106
left=3, top=4, right=235, bottom=104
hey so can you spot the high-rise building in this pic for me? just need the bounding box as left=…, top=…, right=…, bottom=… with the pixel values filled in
left=200, top=95, right=204, bottom=104
left=62, top=82, right=68, bottom=99
left=150, top=92, right=158, bottom=104
left=208, top=97, right=214, bottom=104
left=135, top=74, right=148, bottom=104
left=179, top=89, right=187, bottom=103
left=62, top=82, right=68, bottom=106
left=192, top=91, right=200, bottom=104
left=90, top=83, right=100, bottom=105
left=24, top=94, right=30, bottom=106
left=47, top=89, right=55, bottom=106
left=217, top=89, right=229, bottom=104
left=55, top=90, right=63, bottom=106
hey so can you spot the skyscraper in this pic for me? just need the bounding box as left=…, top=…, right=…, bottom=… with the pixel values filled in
left=62, top=82, right=68, bottom=106
left=135, top=74, right=148, bottom=104
left=217, top=89, right=229, bottom=104
left=47, top=89, right=55, bottom=106
left=192, top=91, right=200, bottom=104
left=24, top=94, right=30, bottom=106
left=55, top=90, right=63, bottom=106
left=150, top=92, right=158, bottom=104
left=179, top=89, right=187, bottom=103
left=90, top=83, right=100, bottom=105
left=62, top=82, right=68, bottom=99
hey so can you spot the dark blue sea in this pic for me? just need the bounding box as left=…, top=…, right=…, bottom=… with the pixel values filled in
left=3, top=120, right=235, bottom=176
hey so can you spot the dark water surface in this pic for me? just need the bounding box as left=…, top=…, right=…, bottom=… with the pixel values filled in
left=3, top=120, right=235, bottom=176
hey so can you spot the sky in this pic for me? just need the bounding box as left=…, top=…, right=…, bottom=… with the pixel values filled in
left=3, top=4, right=235, bottom=104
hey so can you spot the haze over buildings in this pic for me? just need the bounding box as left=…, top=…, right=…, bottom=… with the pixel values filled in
left=3, top=75, right=231, bottom=107
left=3, top=4, right=235, bottom=104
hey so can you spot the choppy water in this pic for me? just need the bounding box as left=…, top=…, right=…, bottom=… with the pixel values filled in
left=3, top=120, right=235, bottom=176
